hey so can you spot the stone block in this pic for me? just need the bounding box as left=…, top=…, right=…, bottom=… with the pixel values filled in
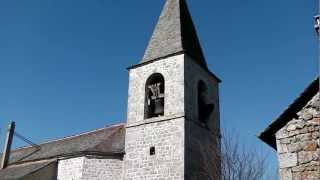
left=287, top=124, right=297, bottom=131
left=288, top=143, right=302, bottom=153
left=279, top=168, right=292, bottom=180
left=279, top=153, right=298, bottom=168
left=295, top=133, right=312, bottom=142
left=278, top=143, right=289, bottom=153
left=298, top=151, right=318, bottom=164
left=302, top=141, right=318, bottom=151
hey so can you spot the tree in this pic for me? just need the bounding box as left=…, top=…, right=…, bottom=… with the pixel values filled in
left=220, top=132, right=269, bottom=180
left=199, top=131, right=273, bottom=180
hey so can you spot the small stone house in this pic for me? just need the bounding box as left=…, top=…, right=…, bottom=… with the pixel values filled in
left=0, top=0, right=222, bottom=179
left=259, top=78, right=319, bottom=180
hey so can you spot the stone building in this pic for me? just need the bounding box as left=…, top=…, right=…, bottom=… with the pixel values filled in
left=259, top=78, right=319, bottom=180
left=0, top=0, right=221, bottom=179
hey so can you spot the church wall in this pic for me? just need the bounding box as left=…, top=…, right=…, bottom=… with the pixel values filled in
left=57, top=157, right=85, bottom=180
left=82, top=157, right=123, bottom=180
left=57, top=156, right=123, bottom=180
left=125, top=54, right=185, bottom=179
left=184, top=55, right=221, bottom=180
left=275, top=93, right=320, bottom=180
left=127, top=54, right=185, bottom=126
left=124, top=117, right=185, bottom=180
left=184, top=55, right=220, bottom=134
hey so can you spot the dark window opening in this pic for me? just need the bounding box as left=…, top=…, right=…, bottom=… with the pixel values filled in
left=145, top=73, right=165, bottom=119
left=150, top=146, right=155, bottom=155
left=198, top=81, right=214, bottom=127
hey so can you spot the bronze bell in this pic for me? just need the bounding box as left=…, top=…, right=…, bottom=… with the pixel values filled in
left=153, top=98, right=164, bottom=116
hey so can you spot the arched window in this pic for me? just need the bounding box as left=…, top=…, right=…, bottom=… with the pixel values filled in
left=198, top=81, right=214, bottom=126
left=144, top=73, right=165, bottom=119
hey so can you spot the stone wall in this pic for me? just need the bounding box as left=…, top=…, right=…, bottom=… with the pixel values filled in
left=82, top=157, right=123, bottom=180
left=57, top=157, right=84, bottom=180
left=127, top=54, right=185, bottom=126
left=57, top=156, right=123, bottom=180
left=276, top=93, right=320, bottom=180
left=184, top=55, right=220, bottom=132
left=125, top=55, right=185, bottom=179
left=125, top=54, right=221, bottom=179
left=124, top=117, right=185, bottom=180
left=184, top=55, right=221, bottom=180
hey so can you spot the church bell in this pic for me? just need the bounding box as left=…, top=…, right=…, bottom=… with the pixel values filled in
left=153, top=98, right=164, bottom=116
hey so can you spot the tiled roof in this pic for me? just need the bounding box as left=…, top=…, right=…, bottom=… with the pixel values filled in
left=0, top=124, right=125, bottom=165
left=259, top=78, right=319, bottom=149
left=0, top=160, right=57, bottom=180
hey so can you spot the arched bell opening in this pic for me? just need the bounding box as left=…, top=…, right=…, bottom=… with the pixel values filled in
left=144, top=73, right=165, bottom=119
left=198, top=81, right=214, bottom=127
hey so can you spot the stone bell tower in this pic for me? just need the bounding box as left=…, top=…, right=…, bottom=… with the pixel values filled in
left=124, top=0, right=221, bottom=179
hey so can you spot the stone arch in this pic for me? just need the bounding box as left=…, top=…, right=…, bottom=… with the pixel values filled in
left=198, top=80, right=214, bottom=126
left=144, top=73, right=165, bottom=119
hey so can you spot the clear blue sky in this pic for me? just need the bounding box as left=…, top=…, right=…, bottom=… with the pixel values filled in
left=0, top=0, right=318, bottom=176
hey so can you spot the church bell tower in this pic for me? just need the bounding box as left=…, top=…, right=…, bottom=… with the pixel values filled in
left=124, top=0, right=221, bottom=179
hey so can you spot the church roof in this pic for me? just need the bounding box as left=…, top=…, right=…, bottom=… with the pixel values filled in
left=135, top=0, right=208, bottom=69
left=0, top=123, right=125, bottom=166
left=0, top=160, right=57, bottom=180
left=258, top=77, right=319, bottom=149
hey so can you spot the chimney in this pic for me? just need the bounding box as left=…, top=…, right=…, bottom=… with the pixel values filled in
left=1, top=121, right=15, bottom=169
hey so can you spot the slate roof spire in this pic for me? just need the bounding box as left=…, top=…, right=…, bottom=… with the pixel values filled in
left=138, top=0, right=208, bottom=69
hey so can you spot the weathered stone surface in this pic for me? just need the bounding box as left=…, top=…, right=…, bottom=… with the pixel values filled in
left=125, top=53, right=220, bottom=180
left=57, top=157, right=123, bottom=180
left=287, top=143, right=302, bottom=152
left=57, top=157, right=84, bottom=180
left=276, top=93, right=320, bottom=180
left=291, top=165, right=305, bottom=172
left=310, top=117, right=320, bottom=125
left=277, top=129, right=290, bottom=139
left=296, top=133, right=312, bottom=142
left=279, top=153, right=298, bottom=168
left=280, top=137, right=291, bottom=144
left=302, top=141, right=318, bottom=151
left=278, top=143, right=289, bottom=153
left=293, top=170, right=320, bottom=180
left=302, top=113, right=313, bottom=120
left=279, top=168, right=292, bottom=180
left=82, top=157, right=123, bottom=180
left=298, top=150, right=318, bottom=165
left=287, top=124, right=297, bottom=131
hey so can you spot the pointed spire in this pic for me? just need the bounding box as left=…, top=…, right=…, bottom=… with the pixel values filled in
left=139, top=0, right=208, bottom=69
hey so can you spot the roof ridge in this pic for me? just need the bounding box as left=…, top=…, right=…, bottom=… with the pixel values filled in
left=12, top=123, right=125, bottom=152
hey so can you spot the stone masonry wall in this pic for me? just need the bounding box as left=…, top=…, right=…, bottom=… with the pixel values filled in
left=184, top=55, right=221, bottom=180
left=184, top=55, right=220, bottom=132
left=276, top=93, right=320, bottom=180
left=82, top=157, right=123, bottom=180
left=124, top=117, right=185, bottom=180
left=127, top=54, right=185, bottom=126
left=57, top=156, right=123, bottom=180
left=57, top=157, right=84, bottom=180
left=125, top=55, right=185, bottom=179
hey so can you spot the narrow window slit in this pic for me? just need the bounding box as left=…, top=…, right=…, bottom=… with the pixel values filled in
left=150, top=146, right=155, bottom=155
